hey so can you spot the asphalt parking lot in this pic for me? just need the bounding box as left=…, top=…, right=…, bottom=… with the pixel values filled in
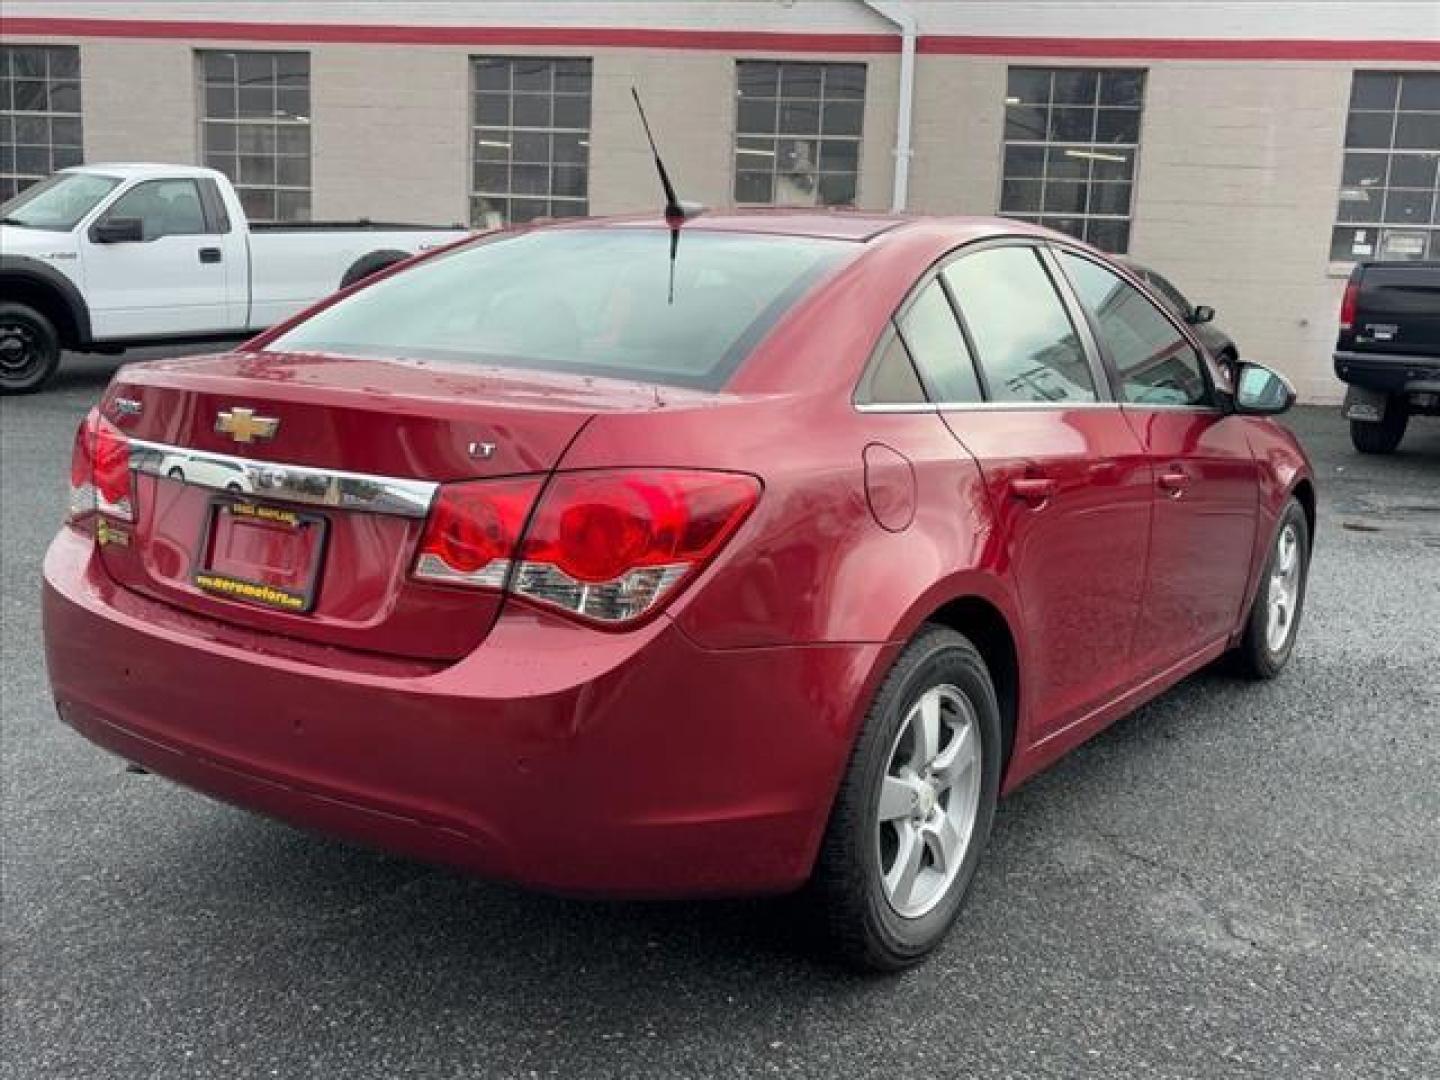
left=3, top=351, right=1438, bottom=1080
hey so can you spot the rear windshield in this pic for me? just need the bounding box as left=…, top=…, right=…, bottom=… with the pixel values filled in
left=267, top=228, right=852, bottom=389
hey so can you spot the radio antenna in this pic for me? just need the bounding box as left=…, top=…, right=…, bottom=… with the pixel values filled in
left=631, top=88, right=705, bottom=303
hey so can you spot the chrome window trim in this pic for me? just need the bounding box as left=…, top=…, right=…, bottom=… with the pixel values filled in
left=1120, top=402, right=1226, bottom=415
left=937, top=400, right=1120, bottom=412
left=854, top=402, right=940, bottom=414
left=128, top=439, right=438, bottom=518
left=856, top=400, right=1124, bottom=413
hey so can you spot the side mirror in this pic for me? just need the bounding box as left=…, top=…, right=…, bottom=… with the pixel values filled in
left=91, top=217, right=145, bottom=244
left=1233, top=362, right=1296, bottom=416
left=1188, top=304, right=1216, bottom=325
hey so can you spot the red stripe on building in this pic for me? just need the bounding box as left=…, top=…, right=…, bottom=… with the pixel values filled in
left=917, top=35, right=1440, bottom=61
left=2, top=17, right=1438, bottom=61
left=0, top=18, right=899, bottom=53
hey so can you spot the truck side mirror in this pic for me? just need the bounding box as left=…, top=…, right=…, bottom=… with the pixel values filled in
left=91, top=217, right=145, bottom=244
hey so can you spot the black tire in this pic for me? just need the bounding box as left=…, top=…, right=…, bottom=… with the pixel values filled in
left=1349, top=400, right=1408, bottom=455
left=339, top=249, right=409, bottom=290
left=0, top=302, right=62, bottom=395
left=807, top=624, right=1002, bottom=972
left=1232, top=498, right=1310, bottom=680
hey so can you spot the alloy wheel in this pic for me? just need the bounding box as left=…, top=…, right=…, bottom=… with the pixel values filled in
left=874, top=684, right=983, bottom=918
left=1265, top=522, right=1302, bottom=653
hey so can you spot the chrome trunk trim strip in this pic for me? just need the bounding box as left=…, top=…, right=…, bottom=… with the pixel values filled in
left=128, top=439, right=438, bottom=518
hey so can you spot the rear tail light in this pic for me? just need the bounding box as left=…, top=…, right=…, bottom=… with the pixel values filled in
left=412, top=469, right=760, bottom=627
left=1339, top=276, right=1360, bottom=332
left=67, top=408, right=134, bottom=525
left=67, top=410, right=97, bottom=521
left=413, top=476, right=544, bottom=588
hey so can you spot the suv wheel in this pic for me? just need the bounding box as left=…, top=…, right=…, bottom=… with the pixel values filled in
left=808, top=625, right=1002, bottom=971
left=1349, top=397, right=1408, bottom=454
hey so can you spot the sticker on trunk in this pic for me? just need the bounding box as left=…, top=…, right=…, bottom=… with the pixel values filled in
left=194, top=573, right=310, bottom=611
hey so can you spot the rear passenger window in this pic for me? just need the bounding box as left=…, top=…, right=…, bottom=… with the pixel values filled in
left=895, top=281, right=982, bottom=403
left=857, top=323, right=927, bottom=405
left=942, top=247, right=1097, bottom=404
left=1058, top=251, right=1209, bottom=407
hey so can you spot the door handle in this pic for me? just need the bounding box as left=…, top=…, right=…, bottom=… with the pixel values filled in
left=199, top=247, right=222, bottom=264
left=1009, top=477, right=1058, bottom=507
left=1158, top=470, right=1192, bottom=497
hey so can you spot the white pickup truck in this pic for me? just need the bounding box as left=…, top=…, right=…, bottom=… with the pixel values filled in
left=0, top=164, right=472, bottom=393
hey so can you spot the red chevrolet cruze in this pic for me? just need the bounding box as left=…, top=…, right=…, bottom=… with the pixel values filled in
left=43, top=213, right=1314, bottom=969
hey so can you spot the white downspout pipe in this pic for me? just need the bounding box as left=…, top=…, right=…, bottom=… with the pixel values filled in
left=860, top=0, right=916, bottom=212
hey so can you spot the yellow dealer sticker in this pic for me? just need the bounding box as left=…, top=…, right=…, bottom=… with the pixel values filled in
left=194, top=573, right=308, bottom=611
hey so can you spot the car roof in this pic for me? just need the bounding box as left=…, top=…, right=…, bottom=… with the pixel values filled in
left=548, top=210, right=1053, bottom=245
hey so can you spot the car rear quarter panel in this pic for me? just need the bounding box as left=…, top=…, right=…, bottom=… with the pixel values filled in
left=562, top=391, right=1013, bottom=650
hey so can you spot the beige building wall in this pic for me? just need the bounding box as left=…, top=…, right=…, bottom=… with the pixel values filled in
left=588, top=50, right=734, bottom=215
left=1129, top=63, right=1356, bottom=403
left=907, top=56, right=1007, bottom=216
left=308, top=46, right=470, bottom=225
left=78, top=39, right=197, bottom=164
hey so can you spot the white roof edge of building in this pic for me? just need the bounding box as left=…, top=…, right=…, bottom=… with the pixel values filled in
left=5, top=2, right=1438, bottom=43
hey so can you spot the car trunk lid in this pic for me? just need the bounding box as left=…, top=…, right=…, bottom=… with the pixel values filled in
left=91, top=350, right=689, bottom=661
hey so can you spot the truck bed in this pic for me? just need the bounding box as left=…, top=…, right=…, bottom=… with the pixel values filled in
left=249, top=220, right=467, bottom=232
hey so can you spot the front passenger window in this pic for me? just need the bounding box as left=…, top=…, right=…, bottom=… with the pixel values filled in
left=100, top=179, right=209, bottom=241
left=1058, top=251, right=1209, bottom=407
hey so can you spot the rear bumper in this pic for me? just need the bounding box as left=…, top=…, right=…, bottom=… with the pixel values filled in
left=43, top=526, right=891, bottom=897
left=1334, top=350, right=1440, bottom=396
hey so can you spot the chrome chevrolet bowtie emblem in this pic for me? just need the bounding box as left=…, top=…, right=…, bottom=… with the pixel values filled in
left=216, top=407, right=279, bottom=444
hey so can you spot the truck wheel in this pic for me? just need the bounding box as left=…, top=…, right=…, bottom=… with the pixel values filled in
left=339, top=249, right=409, bottom=290
left=807, top=625, right=1002, bottom=972
left=1349, top=401, right=1408, bottom=455
left=0, top=302, right=61, bottom=395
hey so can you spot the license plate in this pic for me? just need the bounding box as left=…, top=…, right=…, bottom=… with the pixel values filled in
left=194, top=500, right=328, bottom=613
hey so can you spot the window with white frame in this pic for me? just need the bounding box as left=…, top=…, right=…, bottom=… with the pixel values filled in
left=998, top=67, right=1146, bottom=253
left=733, top=61, right=866, bottom=207
left=0, top=45, right=82, bottom=202
left=198, top=50, right=311, bottom=223
left=471, top=57, right=592, bottom=227
left=1333, top=71, right=1440, bottom=263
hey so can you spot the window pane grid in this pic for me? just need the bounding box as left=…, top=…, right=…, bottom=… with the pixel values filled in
left=1333, top=71, right=1440, bottom=261
left=0, top=45, right=83, bottom=202
left=470, top=57, right=593, bottom=227
left=733, top=61, right=865, bottom=208
left=999, top=66, right=1145, bottom=253
left=198, top=50, right=311, bottom=222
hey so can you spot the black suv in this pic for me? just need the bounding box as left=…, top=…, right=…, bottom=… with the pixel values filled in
left=1335, top=261, right=1440, bottom=454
